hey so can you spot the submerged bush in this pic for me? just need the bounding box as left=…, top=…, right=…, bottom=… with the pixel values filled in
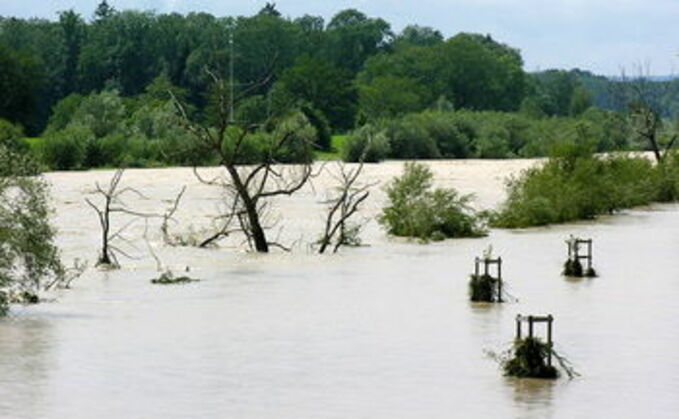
left=0, top=145, right=63, bottom=315
left=379, top=162, right=486, bottom=241
left=492, top=141, right=668, bottom=228
left=469, top=274, right=500, bottom=302
left=503, top=337, right=559, bottom=379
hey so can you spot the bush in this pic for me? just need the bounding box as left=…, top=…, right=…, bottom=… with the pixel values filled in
left=503, top=337, right=559, bottom=379
left=0, top=119, right=27, bottom=153
left=41, top=125, right=91, bottom=170
left=379, top=162, right=486, bottom=241
left=342, top=125, right=391, bottom=162
left=0, top=145, right=63, bottom=315
left=469, top=274, right=500, bottom=302
left=492, top=141, right=663, bottom=228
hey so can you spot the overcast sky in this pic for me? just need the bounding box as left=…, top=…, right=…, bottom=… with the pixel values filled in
left=2, top=0, right=678, bottom=75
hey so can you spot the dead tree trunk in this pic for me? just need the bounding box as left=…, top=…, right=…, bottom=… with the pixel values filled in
left=318, top=160, right=372, bottom=254
left=614, top=67, right=678, bottom=163
left=85, top=169, right=157, bottom=267
left=173, top=70, right=316, bottom=253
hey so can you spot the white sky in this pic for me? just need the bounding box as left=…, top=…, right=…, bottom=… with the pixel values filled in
left=2, top=0, right=678, bottom=75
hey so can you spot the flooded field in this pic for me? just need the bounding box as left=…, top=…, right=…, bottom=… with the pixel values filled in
left=1, top=159, right=678, bottom=418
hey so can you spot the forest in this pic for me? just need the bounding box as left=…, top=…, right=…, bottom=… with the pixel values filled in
left=1, top=1, right=678, bottom=169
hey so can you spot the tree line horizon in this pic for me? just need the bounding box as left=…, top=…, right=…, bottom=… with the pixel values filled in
left=1, top=0, right=678, bottom=167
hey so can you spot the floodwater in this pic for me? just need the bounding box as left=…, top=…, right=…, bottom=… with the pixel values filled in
left=1, top=159, right=678, bottom=419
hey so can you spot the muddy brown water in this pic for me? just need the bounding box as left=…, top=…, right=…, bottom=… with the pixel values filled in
left=1, top=160, right=678, bottom=418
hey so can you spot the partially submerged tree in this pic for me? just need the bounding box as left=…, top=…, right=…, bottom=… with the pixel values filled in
left=379, top=162, right=487, bottom=241
left=614, top=67, right=678, bottom=163
left=0, top=144, right=65, bottom=313
left=317, top=160, right=373, bottom=253
left=85, top=169, right=156, bottom=267
left=174, top=70, right=318, bottom=252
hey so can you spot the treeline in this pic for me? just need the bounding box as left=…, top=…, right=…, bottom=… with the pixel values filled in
left=342, top=108, right=629, bottom=162
left=1, top=1, right=678, bottom=167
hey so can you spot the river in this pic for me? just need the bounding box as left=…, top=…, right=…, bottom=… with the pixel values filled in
left=1, top=159, right=678, bottom=418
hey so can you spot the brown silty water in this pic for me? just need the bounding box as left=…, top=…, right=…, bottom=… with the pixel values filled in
left=1, top=159, right=678, bottom=418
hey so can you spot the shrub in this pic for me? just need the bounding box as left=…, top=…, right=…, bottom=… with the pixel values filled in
left=503, top=337, right=559, bottom=379
left=492, top=141, right=662, bottom=228
left=0, top=145, right=63, bottom=315
left=469, top=274, right=500, bottom=302
left=342, top=125, right=391, bottom=162
left=0, top=119, right=27, bottom=153
left=379, top=162, right=486, bottom=241
left=41, top=125, right=90, bottom=170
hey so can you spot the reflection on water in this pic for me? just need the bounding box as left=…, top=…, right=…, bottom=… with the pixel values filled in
left=0, top=316, right=54, bottom=419
left=0, top=162, right=678, bottom=418
left=508, top=378, right=556, bottom=419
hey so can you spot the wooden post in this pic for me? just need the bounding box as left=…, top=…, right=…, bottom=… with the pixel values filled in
left=516, top=315, right=522, bottom=340
left=587, top=240, right=593, bottom=271
left=547, top=315, right=553, bottom=366
left=474, top=257, right=479, bottom=277
left=497, top=257, right=503, bottom=303
left=528, top=315, right=534, bottom=338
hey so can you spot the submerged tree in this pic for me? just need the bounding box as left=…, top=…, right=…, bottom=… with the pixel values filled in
left=174, top=70, right=318, bottom=252
left=317, top=159, right=373, bottom=253
left=379, top=162, right=487, bottom=241
left=85, top=169, right=156, bottom=267
left=0, top=144, right=64, bottom=314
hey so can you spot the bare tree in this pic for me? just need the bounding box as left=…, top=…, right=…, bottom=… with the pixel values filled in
left=317, top=160, right=374, bottom=254
left=160, top=185, right=187, bottom=246
left=614, top=65, right=678, bottom=163
left=173, top=70, right=318, bottom=253
left=85, top=169, right=157, bottom=267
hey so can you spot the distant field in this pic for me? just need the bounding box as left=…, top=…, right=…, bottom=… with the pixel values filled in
left=315, top=135, right=346, bottom=161
left=23, top=137, right=44, bottom=151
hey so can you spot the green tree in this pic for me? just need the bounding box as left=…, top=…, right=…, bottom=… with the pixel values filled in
left=274, top=55, right=357, bottom=131
left=0, top=145, right=63, bottom=314
left=325, top=9, right=392, bottom=73
left=393, top=25, right=443, bottom=49
left=0, top=44, right=43, bottom=132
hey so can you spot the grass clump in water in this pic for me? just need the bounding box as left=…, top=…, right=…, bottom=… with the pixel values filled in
left=379, top=162, right=487, bottom=241
left=469, top=274, right=500, bottom=302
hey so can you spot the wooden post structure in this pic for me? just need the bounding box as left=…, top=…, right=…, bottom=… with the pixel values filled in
left=515, top=314, right=554, bottom=366
left=474, top=256, right=503, bottom=302
left=566, top=236, right=595, bottom=277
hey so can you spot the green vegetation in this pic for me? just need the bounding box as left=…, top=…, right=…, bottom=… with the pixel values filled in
left=469, top=274, right=500, bottom=302
left=342, top=108, right=629, bottom=162
left=316, top=135, right=347, bottom=160
left=491, top=141, right=679, bottom=228
left=503, top=337, right=559, bottom=379
left=0, top=137, right=64, bottom=315
left=2, top=2, right=676, bottom=170
left=379, top=162, right=486, bottom=241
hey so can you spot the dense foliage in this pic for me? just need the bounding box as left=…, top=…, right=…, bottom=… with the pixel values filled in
left=342, top=108, right=629, bottom=162
left=0, top=140, right=63, bottom=314
left=1, top=2, right=677, bottom=168
left=379, top=162, right=486, bottom=241
left=491, top=142, right=679, bottom=228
